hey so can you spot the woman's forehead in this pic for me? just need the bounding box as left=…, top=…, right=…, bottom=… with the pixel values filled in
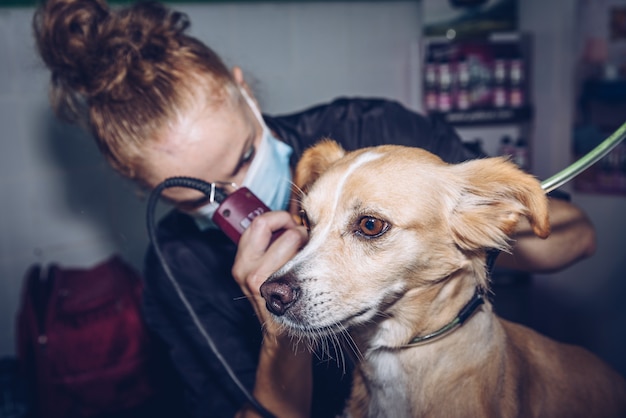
left=141, top=91, right=255, bottom=190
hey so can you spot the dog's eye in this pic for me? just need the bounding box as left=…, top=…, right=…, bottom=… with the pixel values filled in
left=299, top=209, right=310, bottom=232
left=357, top=216, right=389, bottom=238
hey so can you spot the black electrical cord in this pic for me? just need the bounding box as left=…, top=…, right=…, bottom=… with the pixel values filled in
left=146, top=176, right=277, bottom=418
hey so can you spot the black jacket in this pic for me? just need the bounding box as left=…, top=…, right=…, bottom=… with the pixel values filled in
left=142, top=98, right=482, bottom=418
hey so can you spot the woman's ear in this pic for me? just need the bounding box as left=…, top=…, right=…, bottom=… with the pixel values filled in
left=232, top=66, right=255, bottom=100
left=232, top=66, right=245, bottom=86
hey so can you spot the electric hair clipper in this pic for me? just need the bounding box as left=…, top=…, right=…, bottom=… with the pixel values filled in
left=212, top=187, right=283, bottom=244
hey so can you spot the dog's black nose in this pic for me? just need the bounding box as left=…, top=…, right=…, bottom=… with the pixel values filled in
left=260, top=274, right=299, bottom=316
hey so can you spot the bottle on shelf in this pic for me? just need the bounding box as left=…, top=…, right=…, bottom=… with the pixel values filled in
left=492, top=45, right=509, bottom=109
left=509, top=44, right=525, bottom=108
left=424, top=49, right=439, bottom=112
left=456, top=54, right=471, bottom=111
left=513, top=137, right=529, bottom=170
left=437, top=54, right=453, bottom=113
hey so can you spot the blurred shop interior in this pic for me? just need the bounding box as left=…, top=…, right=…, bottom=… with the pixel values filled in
left=0, top=0, right=625, bottom=416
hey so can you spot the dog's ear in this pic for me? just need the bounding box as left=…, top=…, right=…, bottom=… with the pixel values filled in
left=295, top=138, right=346, bottom=193
left=449, top=157, right=550, bottom=252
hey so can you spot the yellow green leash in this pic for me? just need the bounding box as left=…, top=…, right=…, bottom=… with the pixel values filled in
left=541, top=121, right=626, bottom=193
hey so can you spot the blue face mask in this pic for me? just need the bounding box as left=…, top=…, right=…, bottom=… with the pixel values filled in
left=190, top=90, right=293, bottom=231
left=241, top=90, right=293, bottom=212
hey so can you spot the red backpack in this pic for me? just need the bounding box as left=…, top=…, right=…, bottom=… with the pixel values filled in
left=16, top=255, right=159, bottom=418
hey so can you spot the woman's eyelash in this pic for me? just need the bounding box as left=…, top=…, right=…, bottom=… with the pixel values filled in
left=242, top=145, right=255, bottom=163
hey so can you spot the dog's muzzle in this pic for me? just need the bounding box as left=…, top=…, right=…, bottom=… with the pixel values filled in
left=260, top=272, right=300, bottom=316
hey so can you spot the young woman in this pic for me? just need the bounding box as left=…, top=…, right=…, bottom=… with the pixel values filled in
left=33, top=1, right=596, bottom=416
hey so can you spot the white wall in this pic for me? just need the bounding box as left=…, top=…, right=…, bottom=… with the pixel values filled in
left=0, top=2, right=421, bottom=356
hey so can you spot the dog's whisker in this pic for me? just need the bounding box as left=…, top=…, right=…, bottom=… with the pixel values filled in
left=340, top=327, right=363, bottom=363
left=318, top=331, right=333, bottom=360
left=289, top=182, right=306, bottom=207
left=331, top=339, right=346, bottom=374
left=332, top=331, right=350, bottom=374
left=325, top=332, right=341, bottom=361
left=290, top=181, right=304, bottom=198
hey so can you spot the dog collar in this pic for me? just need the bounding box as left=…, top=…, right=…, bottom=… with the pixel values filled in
left=394, top=288, right=485, bottom=349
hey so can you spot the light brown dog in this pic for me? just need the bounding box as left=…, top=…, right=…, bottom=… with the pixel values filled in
left=260, top=139, right=626, bottom=418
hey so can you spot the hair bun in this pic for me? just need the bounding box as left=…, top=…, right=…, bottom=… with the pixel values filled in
left=34, top=0, right=109, bottom=95
left=34, top=0, right=190, bottom=102
left=100, top=2, right=190, bottom=99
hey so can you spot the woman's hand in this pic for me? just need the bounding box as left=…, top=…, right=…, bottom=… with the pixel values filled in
left=232, top=211, right=312, bottom=418
left=498, top=198, right=596, bottom=273
left=232, top=210, right=308, bottom=332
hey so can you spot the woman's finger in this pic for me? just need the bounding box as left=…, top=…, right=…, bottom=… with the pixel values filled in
left=246, top=226, right=308, bottom=290
left=232, top=211, right=305, bottom=291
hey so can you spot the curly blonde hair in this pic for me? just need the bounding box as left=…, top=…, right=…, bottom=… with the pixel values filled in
left=33, top=0, right=235, bottom=179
